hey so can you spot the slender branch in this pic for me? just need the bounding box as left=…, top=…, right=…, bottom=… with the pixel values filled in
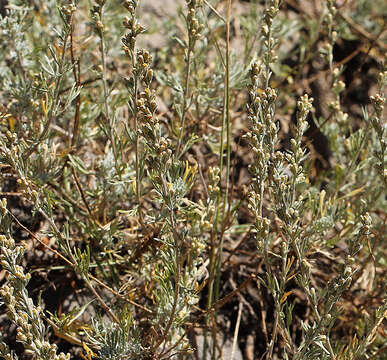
left=24, top=29, right=70, bottom=160
left=70, top=22, right=81, bottom=148
left=176, top=43, right=193, bottom=157
left=99, top=21, right=118, bottom=164
left=8, top=204, right=121, bottom=325
left=203, top=0, right=226, bottom=23
left=214, top=0, right=232, bottom=318
left=153, top=176, right=182, bottom=351
left=133, top=76, right=145, bottom=228
left=230, top=302, right=243, bottom=360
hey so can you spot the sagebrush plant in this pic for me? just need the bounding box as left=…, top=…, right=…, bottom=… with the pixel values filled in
left=0, top=0, right=385, bottom=359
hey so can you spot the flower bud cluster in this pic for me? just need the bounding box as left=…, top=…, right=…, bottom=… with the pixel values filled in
left=60, top=3, right=76, bottom=25
left=186, top=0, right=204, bottom=46
left=208, top=166, right=220, bottom=198
left=0, top=131, right=25, bottom=168
left=16, top=176, right=40, bottom=205
left=261, top=0, right=280, bottom=67
left=0, top=235, right=70, bottom=360
left=132, top=47, right=175, bottom=173
left=123, top=0, right=138, bottom=13
left=276, top=94, right=311, bottom=199
left=122, top=11, right=145, bottom=54
left=246, top=82, right=278, bottom=172
left=245, top=56, right=280, bottom=250
left=370, top=94, right=385, bottom=120
left=0, top=333, right=16, bottom=360
left=134, top=49, right=152, bottom=79
left=0, top=198, right=7, bottom=213
left=297, top=95, right=313, bottom=121
left=360, top=212, right=372, bottom=232
left=323, top=1, right=339, bottom=68
left=326, top=0, right=337, bottom=19
left=323, top=265, right=353, bottom=315
left=198, top=199, right=215, bottom=230
left=191, top=235, right=206, bottom=258
left=137, top=87, right=172, bottom=169
left=332, top=79, right=345, bottom=96
left=91, top=2, right=105, bottom=36
left=295, top=94, right=312, bottom=144
left=247, top=192, right=271, bottom=239
left=329, top=69, right=350, bottom=128
left=121, top=0, right=177, bottom=211
left=369, top=71, right=386, bottom=184
left=122, top=0, right=166, bottom=171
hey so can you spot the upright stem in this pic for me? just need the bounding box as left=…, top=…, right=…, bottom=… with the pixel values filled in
left=224, top=0, right=232, bottom=217
left=132, top=76, right=145, bottom=227
left=153, top=176, right=182, bottom=352
left=214, top=0, right=231, bottom=309
left=70, top=17, right=81, bottom=148
left=100, top=27, right=118, bottom=165
left=176, top=46, right=193, bottom=157
left=207, top=2, right=232, bottom=358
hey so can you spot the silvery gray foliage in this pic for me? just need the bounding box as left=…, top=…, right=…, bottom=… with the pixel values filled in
left=0, top=0, right=385, bottom=359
